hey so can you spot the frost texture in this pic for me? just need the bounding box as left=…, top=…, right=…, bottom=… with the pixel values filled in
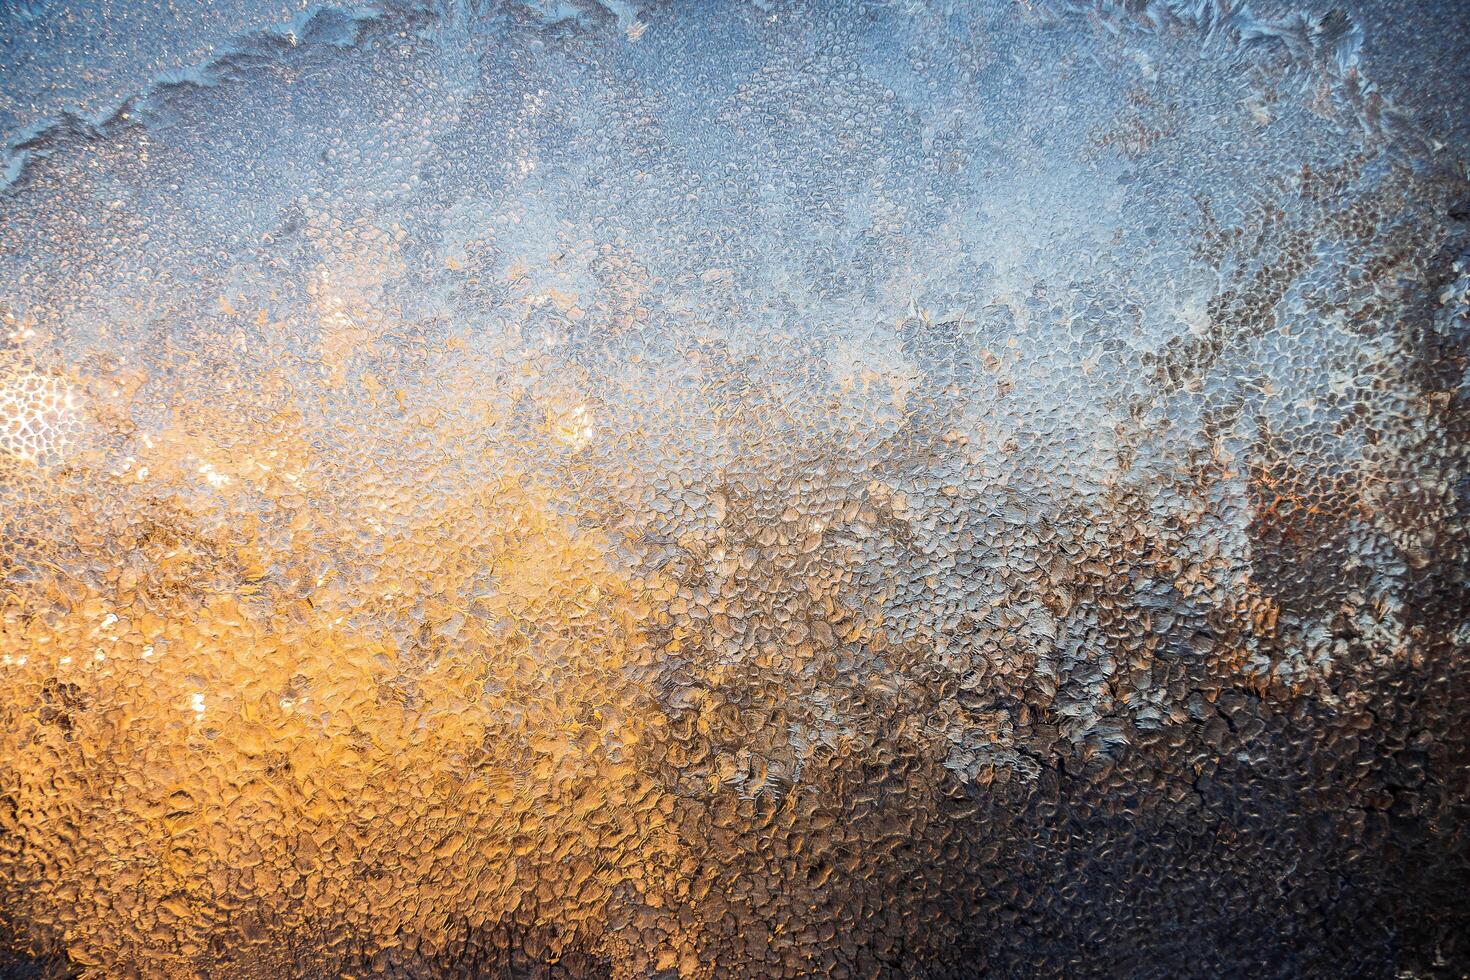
left=1, top=1, right=1468, bottom=977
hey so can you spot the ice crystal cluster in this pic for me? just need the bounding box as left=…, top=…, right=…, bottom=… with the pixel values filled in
left=1, top=0, right=1467, bottom=977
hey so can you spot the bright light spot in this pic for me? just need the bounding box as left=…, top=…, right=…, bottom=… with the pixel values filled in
left=552, top=404, right=596, bottom=450
left=0, top=368, right=81, bottom=464
left=198, top=462, right=231, bottom=488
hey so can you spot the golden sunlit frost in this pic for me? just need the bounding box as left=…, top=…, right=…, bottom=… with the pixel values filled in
left=0, top=349, right=699, bottom=975
left=1, top=0, right=1468, bottom=975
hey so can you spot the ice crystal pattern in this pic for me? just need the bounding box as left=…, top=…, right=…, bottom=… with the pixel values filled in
left=1, top=1, right=1468, bottom=977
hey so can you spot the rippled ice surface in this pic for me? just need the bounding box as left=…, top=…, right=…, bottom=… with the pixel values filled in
left=1, top=1, right=1468, bottom=977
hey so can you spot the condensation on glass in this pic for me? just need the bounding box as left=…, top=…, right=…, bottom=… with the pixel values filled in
left=0, top=1, right=1467, bottom=977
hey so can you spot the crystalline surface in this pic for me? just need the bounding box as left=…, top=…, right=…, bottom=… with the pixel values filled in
left=1, top=1, right=1467, bottom=977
